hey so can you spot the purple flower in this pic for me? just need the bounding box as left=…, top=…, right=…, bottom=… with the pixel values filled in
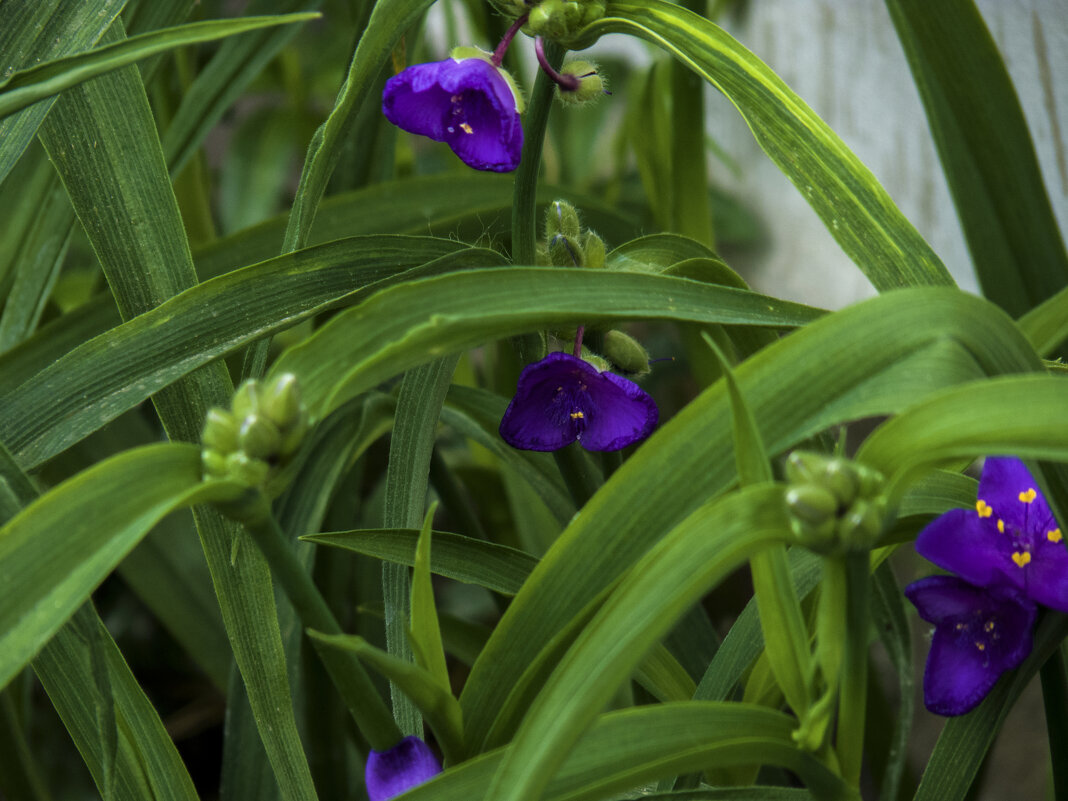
left=915, top=457, right=1068, bottom=611
left=904, top=575, right=1036, bottom=716
left=499, top=352, right=658, bottom=452
left=382, top=56, right=523, bottom=172
left=364, top=736, right=442, bottom=801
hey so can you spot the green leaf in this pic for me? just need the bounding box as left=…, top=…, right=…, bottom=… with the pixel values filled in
left=269, top=267, right=825, bottom=418
left=400, top=702, right=854, bottom=801
left=702, top=332, right=811, bottom=720
left=0, top=0, right=124, bottom=184
left=0, top=238, right=486, bottom=469
left=458, top=288, right=1036, bottom=753
left=409, top=507, right=451, bottom=694
left=0, top=14, right=320, bottom=122
left=303, top=528, right=538, bottom=596
left=486, top=485, right=792, bottom=801
left=884, top=0, right=1068, bottom=316
left=383, top=357, right=461, bottom=736
left=0, top=443, right=241, bottom=691
left=573, top=0, right=955, bottom=291
left=35, top=17, right=319, bottom=798
left=281, top=0, right=434, bottom=253
left=442, top=384, right=575, bottom=525
left=857, top=375, right=1068, bottom=482
left=195, top=175, right=640, bottom=280
left=308, top=632, right=465, bottom=766
left=1017, top=283, right=1068, bottom=357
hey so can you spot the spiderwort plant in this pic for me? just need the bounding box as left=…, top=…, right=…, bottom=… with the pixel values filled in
left=907, top=457, right=1068, bottom=715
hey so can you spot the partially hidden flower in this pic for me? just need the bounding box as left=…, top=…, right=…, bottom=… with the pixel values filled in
left=499, top=351, right=658, bottom=452
left=365, top=736, right=442, bottom=801
left=914, top=457, right=1068, bottom=612
left=906, top=456, right=1068, bottom=715
left=382, top=52, right=523, bottom=172
left=905, top=575, right=1036, bottom=716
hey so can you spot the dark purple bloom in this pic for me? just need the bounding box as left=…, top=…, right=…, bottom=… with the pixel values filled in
left=915, top=457, right=1068, bottom=612
left=382, top=56, right=523, bottom=172
left=364, top=736, right=442, bottom=801
left=905, top=575, right=1036, bottom=716
left=499, top=352, right=658, bottom=452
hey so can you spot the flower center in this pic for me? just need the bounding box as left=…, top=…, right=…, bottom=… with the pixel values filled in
left=953, top=613, right=1001, bottom=668
left=447, top=94, right=475, bottom=135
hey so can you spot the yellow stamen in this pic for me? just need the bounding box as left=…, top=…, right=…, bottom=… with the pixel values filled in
left=570, top=411, right=584, bottom=420
left=954, top=622, right=965, bottom=631
left=976, top=500, right=993, bottom=518
left=975, top=642, right=986, bottom=652
left=1019, top=488, right=1037, bottom=503
left=984, top=620, right=995, bottom=632
left=1049, top=528, right=1063, bottom=543
left=997, top=519, right=1005, bottom=533
left=1011, top=551, right=1031, bottom=567
left=459, top=122, right=473, bottom=134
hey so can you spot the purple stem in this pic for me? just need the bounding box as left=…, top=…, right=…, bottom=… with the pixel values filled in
left=534, top=37, right=580, bottom=91
left=573, top=325, right=585, bottom=357
left=492, top=14, right=529, bottom=67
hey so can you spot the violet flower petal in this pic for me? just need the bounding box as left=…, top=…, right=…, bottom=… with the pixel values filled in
left=914, top=508, right=1023, bottom=594
left=365, top=736, right=442, bottom=801
left=382, top=57, right=522, bottom=172
left=915, top=456, right=1068, bottom=611
left=905, top=575, right=1036, bottom=716
left=499, top=352, right=658, bottom=453
left=579, top=369, right=659, bottom=451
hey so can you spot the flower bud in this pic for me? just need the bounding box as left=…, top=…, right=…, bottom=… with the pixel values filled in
left=545, top=200, right=581, bottom=241
left=555, top=60, right=608, bottom=105
left=785, top=485, right=839, bottom=526
left=201, top=448, right=229, bottom=479
left=202, top=408, right=240, bottom=454
left=260, top=373, right=305, bottom=430
left=226, top=452, right=270, bottom=488
left=231, top=379, right=260, bottom=420
left=581, top=230, right=605, bottom=269
left=548, top=233, right=583, bottom=267
left=602, top=330, right=650, bottom=376
left=238, top=414, right=283, bottom=461
left=784, top=451, right=887, bottom=554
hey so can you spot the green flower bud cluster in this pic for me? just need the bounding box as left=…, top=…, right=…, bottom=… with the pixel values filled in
left=201, top=373, right=309, bottom=497
left=539, top=200, right=605, bottom=269
left=527, top=0, right=605, bottom=40
left=784, top=452, right=887, bottom=554
left=555, top=60, right=607, bottom=106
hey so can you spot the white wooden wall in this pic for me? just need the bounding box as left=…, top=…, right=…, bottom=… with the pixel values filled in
left=710, top=0, right=1068, bottom=309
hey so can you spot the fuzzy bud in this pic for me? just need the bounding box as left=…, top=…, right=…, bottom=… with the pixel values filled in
left=602, top=330, right=650, bottom=376
left=555, top=60, right=608, bottom=105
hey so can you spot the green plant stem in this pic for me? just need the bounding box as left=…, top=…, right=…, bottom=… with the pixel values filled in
left=835, top=552, right=870, bottom=788
left=1040, top=642, right=1068, bottom=801
left=244, top=507, right=401, bottom=750
left=511, top=39, right=564, bottom=266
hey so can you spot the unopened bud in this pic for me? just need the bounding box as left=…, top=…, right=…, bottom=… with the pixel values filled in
left=555, top=60, right=608, bottom=105
left=202, top=408, right=239, bottom=454
left=582, top=230, right=605, bottom=269
left=545, top=200, right=581, bottom=241
left=260, top=373, right=304, bottom=430
left=602, top=330, right=650, bottom=376
left=231, top=379, right=260, bottom=420
left=238, top=415, right=282, bottom=461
